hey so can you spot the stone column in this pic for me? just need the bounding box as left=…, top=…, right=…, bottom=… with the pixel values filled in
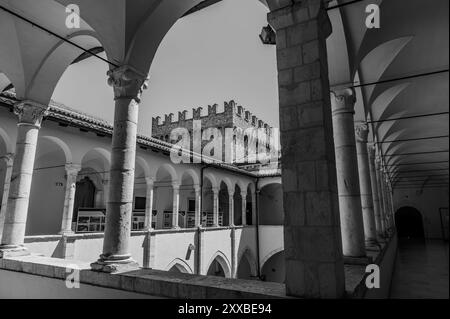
left=60, top=164, right=81, bottom=235
left=91, top=65, right=147, bottom=272
left=212, top=187, right=219, bottom=227
left=388, top=185, right=396, bottom=228
left=376, top=161, right=387, bottom=235
left=172, top=183, right=180, bottom=229
left=268, top=1, right=345, bottom=298
left=144, top=178, right=154, bottom=230
left=355, top=123, right=377, bottom=246
left=385, top=175, right=395, bottom=232
left=230, top=227, right=237, bottom=278
left=382, top=172, right=391, bottom=232
left=194, top=185, right=201, bottom=227
left=0, top=101, right=48, bottom=257
left=251, top=190, right=257, bottom=226
left=368, top=146, right=383, bottom=236
left=228, top=190, right=234, bottom=227
left=0, top=153, right=14, bottom=241
left=102, top=179, right=110, bottom=208
left=331, top=88, right=366, bottom=257
left=241, top=191, right=247, bottom=226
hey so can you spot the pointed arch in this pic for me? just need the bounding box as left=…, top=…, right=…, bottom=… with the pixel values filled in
left=206, top=251, right=231, bottom=278
left=166, top=258, right=193, bottom=274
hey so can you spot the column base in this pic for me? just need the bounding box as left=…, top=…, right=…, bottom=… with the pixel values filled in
left=343, top=255, right=373, bottom=265
left=90, top=256, right=140, bottom=273
left=0, top=245, right=30, bottom=258
left=365, top=239, right=381, bottom=251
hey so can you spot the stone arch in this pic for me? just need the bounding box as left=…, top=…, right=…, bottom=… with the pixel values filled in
left=206, top=251, right=231, bottom=278
left=166, top=258, right=193, bottom=274
left=39, top=135, right=73, bottom=164
left=0, top=126, right=12, bottom=154
left=261, top=248, right=285, bottom=283
left=219, top=177, right=233, bottom=193
left=153, top=163, right=178, bottom=183
left=135, top=156, right=151, bottom=179
left=237, top=247, right=258, bottom=278
left=261, top=247, right=284, bottom=269
left=81, top=147, right=111, bottom=169
left=203, top=171, right=218, bottom=189
left=180, top=168, right=200, bottom=186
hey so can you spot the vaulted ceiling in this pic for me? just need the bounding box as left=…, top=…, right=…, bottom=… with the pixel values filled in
left=0, top=0, right=447, bottom=190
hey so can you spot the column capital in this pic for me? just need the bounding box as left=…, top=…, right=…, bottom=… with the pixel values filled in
left=194, top=184, right=201, bottom=193
left=228, top=190, right=235, bottom=198
left=65, top=163, right=81, bottom=176
left=0, top=153, right=14, bottom=167
left=355, top=122, right=369, bottom=143
left=241, top=191, right=247, bottom=198
left=145, top=177, right=154, bottom=188
left=212, top=187, right=219, bottom=195
left=172, top=182, right=180, bottom=191
left=14, top=100, right=49, bottom=127
left=330, top=88, right=356, bottom=115
left=107, top=65, right=149, bottom=102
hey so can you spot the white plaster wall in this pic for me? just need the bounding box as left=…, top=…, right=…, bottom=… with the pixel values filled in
left=27, top=166, right=66, bottom=235
left=394, top=187, right=449, bottom=239
left=202, top=228, right=233, bottom=275
left=259, top=225, right=284, bottom=265
left=73, top=236, right=104, bottom=261
left=153, top=230, right=196, bottom=273
left=129, top=234, right=146, bottom=266
left=25, top=236, right=61, bottom=257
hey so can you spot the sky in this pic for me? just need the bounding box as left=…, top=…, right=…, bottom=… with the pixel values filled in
left=51, top=0, right=279, bottom=137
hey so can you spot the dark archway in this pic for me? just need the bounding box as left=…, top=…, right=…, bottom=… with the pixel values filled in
left=73, top=177, right=96, bottom=221
left=207, top=259, right=226, bottom=277
left=395, top=206, right=425, bottom=239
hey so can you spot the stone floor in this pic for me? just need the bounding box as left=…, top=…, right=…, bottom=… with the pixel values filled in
left=390, top=239, right=449, bottom=299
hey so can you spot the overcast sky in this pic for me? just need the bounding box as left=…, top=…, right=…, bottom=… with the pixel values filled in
left=52, top=0, right=279, bottom=137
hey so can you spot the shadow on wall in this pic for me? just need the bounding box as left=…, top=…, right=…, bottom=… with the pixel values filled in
left=261, top=250, right=285, bottom=283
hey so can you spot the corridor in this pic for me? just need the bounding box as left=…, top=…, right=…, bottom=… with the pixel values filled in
left=390, top=239, right=449, bottom=299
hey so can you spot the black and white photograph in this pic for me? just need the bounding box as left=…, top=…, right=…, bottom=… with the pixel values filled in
left=0, top=0, right=448, bottom=306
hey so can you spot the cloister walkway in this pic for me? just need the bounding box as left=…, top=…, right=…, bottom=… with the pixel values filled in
left=390, top=239, right=449, bottom=299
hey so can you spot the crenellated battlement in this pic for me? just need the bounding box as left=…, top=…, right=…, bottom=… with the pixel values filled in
left=151, top=100, right=273, bottom=135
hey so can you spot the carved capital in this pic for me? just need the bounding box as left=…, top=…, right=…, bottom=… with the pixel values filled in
left=355, top=122, right=369, bottom=143
left=107, top=65, right=148, bottom=102
left=0, top=153, right=14, bottom=167
left=241, top=191, right=247, bottom=198
left=14, top=100, right=49, bottom=127
left=145, top=177, right=154, bottom=188
left=330, top=88, right=356, bottom=115
left=65, top=164, right=81, bottom=177
left=172, top=183, right=180, bottom=191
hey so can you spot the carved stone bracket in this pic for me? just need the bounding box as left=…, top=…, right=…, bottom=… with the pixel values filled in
left=355, top=122, right=369, bottom=143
